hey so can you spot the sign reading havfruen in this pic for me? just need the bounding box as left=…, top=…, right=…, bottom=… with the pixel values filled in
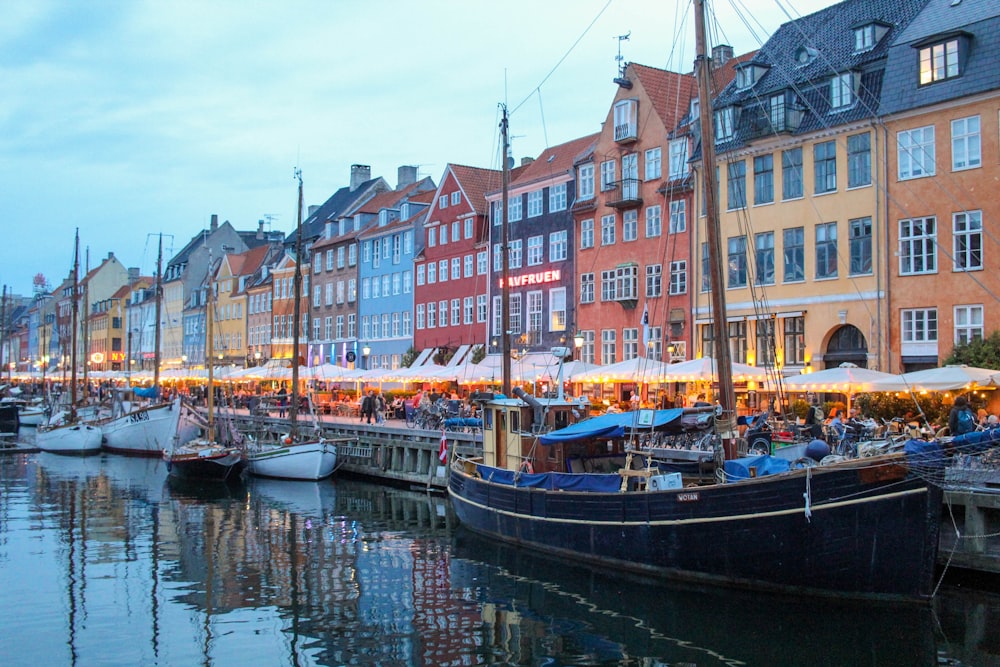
left=499, top=269, right=561, bottom=288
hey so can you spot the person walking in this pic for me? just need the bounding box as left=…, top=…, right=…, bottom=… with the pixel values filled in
left=375, top=392, right=387, bottom=424
left=361, top=390, right=375, bottom=424
left=949, top=395, right=977, bottom=436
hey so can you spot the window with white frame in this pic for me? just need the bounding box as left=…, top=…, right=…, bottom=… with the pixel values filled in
left=313, top=252, right=321, bottom=274
left=830, top=72, right=854, bottom=109
left=755, top=231, right=775, bottom=285
left=391, top=273, right=400, bottom=295
left=508, top=195, right=522, bottom=222
left=783, top=226, right=805, bottom=282
left=313, top=285, right=321, bottom=308
left=451, top=298, right=460, bottom=326
left=427, top=227, right=436, bottom=247
left=464, top=218, right=473, bottom=239
left=919, top=39, right=960, bottom=85
left=526, top=291, right=542, bottom=341
left=392, top=235, right=401, bottom=264
left=451, top=191, right=460, bottom=206
left=527, top=235, right=544, bottom=266
left=701, top=242, right=711, bottom=292
left=727, top=160, right=746, bottom=210
left=644, top=147, right=662, bottom=180
left=348, top=278, right=357, bottom=302
left=402, top=312, right=410, bottom=336
left=848, top=217, right=872, bottom=276
left=669, top=260, right=687, bottom=295
left=814, top=140, right=837, bottom=193
left=439, top=195, right=448, bottom=209
left=646, top=264, right=662, bottom=297
left=427, top=261, right=436, bottom=284
left=337, top=246, right=345, bottom=268
left=527, top=190, right=543, bottom=218
left=391, top=312, right=400, bottom=337
left=600, top=160, right=616, bottom=191
left=451, top=221, right=459, bottom=242
left=464, top=254, right=473, bottom=278
left=323, top=249, right=332, bottom=271
left=427, top=302, right=436, bottom=328
left=362, top=277, right=371, bottom=299
left=363, top=241, right=371, bottom=263
left=847, top=132, right=872, bottom=188
left=668, top=138, right=688, bottom=179
left=371, top=277, right=380, bottom=298
left=899, top=217, right=937, bottom=275
left=668, top=200, right=685, bottom=233
left=477, top=294, right=487, bottom=323
left=311, top=318, right=320, bottom=341
left=416, top=264, right=424, bottom=286
left=580, top=218, right=594, bottom=249
left=464, top=296, right=473, bottom=325
left=324, top=316, right=333, bottom=340
left=580, top=273, right=594, bottom=303
left=645, top=204, right=662, bottom=238
left=549, top=287, right=566, bottom=331
left=509, top=293, right=522, bottom=334
left=955, top=304, right=983, bottom=344
left=714, top=107, right=735, bottom=142
left=493, top=244, right=502, bottom=271
left=336, top=315, right=344, bottom=339
left=349, top=243, right=357, bottom=266
left=416, top=305, right=424, bottom=330
left=600, top=270, right=615, bottom=302
left=952, top=116, right=981, bottom=171
left=549, top=230, right=567, bottom=261
left=898, top=126, right=935, bottom=179
left=439, top=224, right=448, bottom=245
left=438, top=259, right=447, bottom=282
left=335, top=281, right=345, bottom=304
left=782, top=148, right=803, bottom=200
left=728, top=236, right=748, bottom=287
left=549, top=183, right=567, bottom=211
left=620, top=327, right=637, bottom=360
left=623, top=210, right=638, bottom=242
left=754, top=154, right=774, bottom=205
left=954, top=210, right=982, bottom=271
left=509, top=239, right=522, bottom=268
left=325, top=282, right=334, bottom=305
left=815, top=222, right=838, bottom=280
left=601, top=329, right=617, bottom=365
left=382, top=274, right=390, bottom=296
left=601, top=214, right=616, bottom=245
left=491, top=295, right=501, bottom=335
left=614, top=98, right=637, bottom=140
left=362, top=315, right=371, bottom=338
left=578, top=164, right=595, bottom=200
left=477, top=251, right=487, bottom=275
left=616, top=264, right=638, bottom=300
left=902, top=308, right=937, bottom=343
left=348, top=313, right=356, bottom=338
left=451, top=257, right=461, bottom=280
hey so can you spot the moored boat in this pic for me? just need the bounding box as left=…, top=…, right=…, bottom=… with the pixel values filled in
left=163, top=438, right=245, bottom=481
left=101, top=396, right=185, bottom=456
left=247, top=436, right=338, bottom=481
left=37, top=418, right=103, bottom=454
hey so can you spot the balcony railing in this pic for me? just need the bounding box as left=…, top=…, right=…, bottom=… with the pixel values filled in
left=614, top=122, right=637, bottom=143
left=606, top=178, right=643, bottom=209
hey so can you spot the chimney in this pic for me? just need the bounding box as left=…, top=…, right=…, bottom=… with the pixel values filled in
left=107, top=251, right=114, bottom=260
left=712, top=44, right=733, bottom=68
left=308, top=205, right=320, bottom=216
left=210, top=214, right=218, bottom=232
left=128, top=267, right=140, bottom=280
left=257, top=220, right=265, bottom=240
left=397, top=165, right=417, bottom=188
left=520, top=157, right=535, bottom=167
left=350, top=164, right=371, bottom=191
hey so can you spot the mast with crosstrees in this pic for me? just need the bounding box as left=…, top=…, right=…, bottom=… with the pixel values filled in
left=289, top=168, right=304, bottom=434
left=153, top=233, right=163, bottom=392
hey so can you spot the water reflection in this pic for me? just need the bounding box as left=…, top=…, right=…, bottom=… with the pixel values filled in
left=0, top=452, right=997, bottom=666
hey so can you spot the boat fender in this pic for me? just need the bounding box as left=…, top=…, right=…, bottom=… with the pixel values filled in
left=282, top=434, right=292, bottom=445
left=519, top=459, right=534, bottom=474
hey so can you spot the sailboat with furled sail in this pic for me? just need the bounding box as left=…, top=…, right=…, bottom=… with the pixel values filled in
left=37, top=229, right=103, bottom=454
left=163, top=246, right=245, bottom=480
left=446, top=0, right=955, bottom=601
left=247, top=169, right=339, bottom=481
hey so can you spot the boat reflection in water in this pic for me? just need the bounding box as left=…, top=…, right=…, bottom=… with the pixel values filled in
left=3, top=453, right=996, bottom=666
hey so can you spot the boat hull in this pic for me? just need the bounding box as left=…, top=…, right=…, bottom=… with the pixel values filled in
left=164, top=442, right=245, bottom=481
left=36, top=422, right=103, bottom=454
left=448, top=457, right=942, bottom=601
left=248, top=440, right=338, bottom=481
left=18, top=408, right=46, bottom=426
left=102, top=399, right=182, bottom=456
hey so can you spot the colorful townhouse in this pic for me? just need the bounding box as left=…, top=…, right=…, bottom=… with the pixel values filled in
left=879, top=0, right=1000, bottom=371
left=212, top=244, right=279, bottom=368
left=485, top=134, right=597, bottom=361
left=413, top=164, right=501, bottom=366
left=698, top=0, right=926, bottom=382
left=356, top=177, right=436, bottom=370
left=573, top=61, right=698, bottom=395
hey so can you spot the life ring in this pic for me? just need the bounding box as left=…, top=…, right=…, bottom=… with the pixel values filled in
left=519, top=459, right=534, bottom=474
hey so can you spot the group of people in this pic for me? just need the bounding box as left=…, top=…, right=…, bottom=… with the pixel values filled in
left=360, top=390, right=388, bottom=424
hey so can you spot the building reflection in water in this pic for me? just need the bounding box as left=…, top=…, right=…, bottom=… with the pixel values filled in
left=3, top=452, right=998, bottom=666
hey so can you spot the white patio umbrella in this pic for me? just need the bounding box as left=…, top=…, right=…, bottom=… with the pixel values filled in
left=570, top=356, right=677, bottom=383
left=869, top=364, right=1000, bottom=393
left=658, top=356, right=769, bottom=383
left=782, top=362, right=901, bottom=411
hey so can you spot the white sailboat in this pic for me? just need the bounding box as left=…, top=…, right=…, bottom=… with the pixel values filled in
left=248, top=169, right=338, bottom=481
left=37, top=229, right=102, bottom=454
left=100, top=234, right=189, bottom=455
left=163, top=247, right=245, bottom=481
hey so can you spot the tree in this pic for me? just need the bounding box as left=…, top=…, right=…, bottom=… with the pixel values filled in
left=943, top=331, right=1000, bottom=369
left=401, top=346, right=418, bottom=368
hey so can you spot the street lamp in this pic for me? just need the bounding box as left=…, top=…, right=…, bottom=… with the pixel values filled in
left=254, top=350, right=261, bottom=366
left=362, top=344, right=371, bottom=370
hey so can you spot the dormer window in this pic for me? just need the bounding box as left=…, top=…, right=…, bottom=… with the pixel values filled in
left=830, top=72, right=856, bottom=110
left=614, top=99, right=638, bottom=142
left=854, top=22, right=889, bottom=53
left=735, top=63, right=768, bottom=90
left=690, top=98, right=700, bottom=120
left=794, top=46, right=819, bottom=67
left=918, top=36, right=961, bottom=85
left=714, top=107, right=736, bottom=143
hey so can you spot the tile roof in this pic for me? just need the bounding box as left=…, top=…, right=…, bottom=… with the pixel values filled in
left=508, top=133, right=599, bottom=189
left=449, top=164, right=503, bottom=216
left=629, top=63, right=699, bottom=130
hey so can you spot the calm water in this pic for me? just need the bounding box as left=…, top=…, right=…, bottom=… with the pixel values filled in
left=1, top=446, right=998, bottom=666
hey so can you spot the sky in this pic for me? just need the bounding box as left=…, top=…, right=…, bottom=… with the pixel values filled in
left=0, top=0, right=833, bottom=298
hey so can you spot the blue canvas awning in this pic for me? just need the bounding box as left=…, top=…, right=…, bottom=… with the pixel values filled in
left=539, top=409, right=684, bottom=444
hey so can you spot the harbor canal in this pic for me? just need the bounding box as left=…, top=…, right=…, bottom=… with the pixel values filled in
left=1, top=448, right=999, bottom=666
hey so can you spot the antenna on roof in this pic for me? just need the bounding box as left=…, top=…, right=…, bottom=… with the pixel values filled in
left=614, top=32, right=632, bottom=88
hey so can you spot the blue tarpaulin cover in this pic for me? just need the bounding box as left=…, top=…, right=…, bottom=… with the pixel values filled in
left=476, top=464, right=622, bottom=492
left=539, top=409, right=684, bottom=445
left=133, top=386, right=159, bottom=398
left=723, top=455, right=791, bottom=482
left=948, top=427, right=1000, bottom=455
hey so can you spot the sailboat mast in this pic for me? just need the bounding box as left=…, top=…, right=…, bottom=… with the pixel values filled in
left=70, top=229, right=80, bottom=419
left=82, top=246, right=90, bottom=390
left=500, top=106, right=512, bottom=397
left=0, top=285, right=8, bottom=384
left=290, top=168, right=304, bottom=431
left=206, top=250, right=215, bottom=439
left=153, top=233, right=163, bottom=390
left=695, top=0, right=737, bottom=456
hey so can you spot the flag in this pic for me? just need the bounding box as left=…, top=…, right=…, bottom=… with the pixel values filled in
left=438, top=430, right=449, bottom=463
left=641, top=304, right=650, bottom=351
